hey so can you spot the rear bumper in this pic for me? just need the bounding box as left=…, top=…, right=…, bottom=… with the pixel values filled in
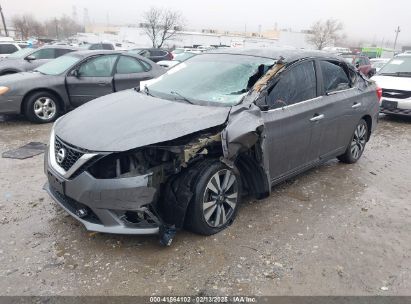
left=380, top=98, right=411, bottom=116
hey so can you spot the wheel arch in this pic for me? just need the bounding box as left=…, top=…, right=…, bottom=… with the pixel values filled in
left=235, top=150, right=270, bottom=200
left=361, top=114, right=372, bottom=141
left=20, top=88, right=65, bottom=114
left=0, top=69, right=20, bottom=75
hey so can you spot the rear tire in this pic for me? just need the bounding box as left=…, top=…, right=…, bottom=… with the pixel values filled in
left=185, top=159, right=241, bottom=235
left=24, top=91, right=62, bottom=123
left=338, top=119, right=368, bottom=164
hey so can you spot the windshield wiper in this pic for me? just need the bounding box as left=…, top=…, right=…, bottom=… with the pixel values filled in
left=170, top=91, right=194, bottom=104
left=33, top=69, right=46, bottom=75
left=143, top=85, right=154, bottom=97
left=379, top=72, right=411, bottom=77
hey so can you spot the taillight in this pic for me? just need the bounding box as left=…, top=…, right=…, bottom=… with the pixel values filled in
left=376, top=86, right=383, bottom=102
left=168, top=52, right=173, bottom=60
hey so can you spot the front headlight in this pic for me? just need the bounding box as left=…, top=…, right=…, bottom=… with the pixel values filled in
left=0, top=86, right=9, bottom=95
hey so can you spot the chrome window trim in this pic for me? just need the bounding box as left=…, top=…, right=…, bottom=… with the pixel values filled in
left=326, top=87, right=356, bottom=96
left=264, top=96, right=323, bottom=113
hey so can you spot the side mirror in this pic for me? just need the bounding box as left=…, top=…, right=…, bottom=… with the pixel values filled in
left=25, top=55, right=36, bottom=61
left=355, top=62, right=360, bottom=68
left=259, top=104, right=270, bottom=111
left=71, top=69, right=80, bottom=77
left=255, top=97, right=270, bottom=111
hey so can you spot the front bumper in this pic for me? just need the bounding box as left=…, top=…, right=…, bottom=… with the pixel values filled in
left=0, top=94, right=23, bottom=114
left=45, top=148, right=161, bottom=235
left=380, top=98, right=411, bottom=116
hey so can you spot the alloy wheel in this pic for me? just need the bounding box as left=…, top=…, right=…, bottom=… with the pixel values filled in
left=33, top=97, right=57, bottom=120
left=350, top=123, right=367, bottom=160
left=202, top=169, right=238, bottom=228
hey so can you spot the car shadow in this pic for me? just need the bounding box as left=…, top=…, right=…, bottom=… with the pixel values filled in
left=380, top=113, right=411, bottom=124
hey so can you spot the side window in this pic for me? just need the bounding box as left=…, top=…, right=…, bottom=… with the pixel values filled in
left=0, top=44, right=18, bottom=54
left=140, top=60, right=152, bottom=71
left=78, top=55, right=118, bottom=77
left=320, top=61, right=350, bottom=93
left=102, top=43, right=114, bottom=50
left=139, top=50, right=150, bottom=58
left=116, top=56, right=145, bottom=74
left=31, top=48, right=56, bottom=59
left=55, top=48, right=74, bottom=57
left=89, top=44, right=102, bottom=50
left=268, top=61, right=317, bottom=109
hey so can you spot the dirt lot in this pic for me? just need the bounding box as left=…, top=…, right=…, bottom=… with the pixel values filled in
left=0, top=114, right=410, bottom=296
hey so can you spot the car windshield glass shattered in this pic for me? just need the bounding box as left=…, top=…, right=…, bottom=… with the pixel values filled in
left=378, top=56, right=411, bottom=75
left=35, top=55, right=80, bottom=76
left=146, top=54, right=275, bottom=106
left=6, top=48, right=33, bottom=58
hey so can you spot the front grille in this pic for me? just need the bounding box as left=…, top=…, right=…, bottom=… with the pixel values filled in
left=50, top=186, right=101, bottom=224
left=382, top=89, right=411, bottom=100
left=54, top=137, right=84, bottom=172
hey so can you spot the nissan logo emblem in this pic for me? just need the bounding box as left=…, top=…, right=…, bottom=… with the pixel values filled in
left=56, top=148, right=66, bottom=164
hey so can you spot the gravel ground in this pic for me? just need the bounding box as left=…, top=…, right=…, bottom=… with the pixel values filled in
left=0, top=114, right=410, bottom=296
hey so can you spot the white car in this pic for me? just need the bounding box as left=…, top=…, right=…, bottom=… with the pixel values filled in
left=0, top=42, right=29, bottom=58
left=372, top=54, right=411, bottom=116
left=370, top=58, right=390, bottom=73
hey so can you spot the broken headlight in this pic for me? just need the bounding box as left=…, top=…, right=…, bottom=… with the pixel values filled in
left=87, top=147, right=180, bottom=179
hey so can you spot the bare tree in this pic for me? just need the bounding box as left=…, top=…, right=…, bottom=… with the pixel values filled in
left=141, top=7, right=184, bottom=48
left=12, top=14, right=44, bottom=39
left=58, top=15, right=83, bottom=38
left=306, top=19, right=343, bottom=50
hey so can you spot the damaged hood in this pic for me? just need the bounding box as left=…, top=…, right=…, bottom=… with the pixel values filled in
left=54, top=90, right=231, bottom=152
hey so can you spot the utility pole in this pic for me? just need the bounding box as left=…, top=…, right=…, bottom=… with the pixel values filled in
left=55, top=18, right=59, bottom=39
left=0, top=4, right=9, bottom=37
left=393, top=26, right=400, bottom=51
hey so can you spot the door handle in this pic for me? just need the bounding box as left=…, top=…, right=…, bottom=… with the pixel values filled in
left=352, top=102, right=362, bottom=109
left=310, top=114, right=325, bottom=122
left=97, top=82, right=108, bottom=86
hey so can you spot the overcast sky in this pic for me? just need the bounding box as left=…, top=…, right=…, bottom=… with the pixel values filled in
left=2, top=0, right=410, bottom=44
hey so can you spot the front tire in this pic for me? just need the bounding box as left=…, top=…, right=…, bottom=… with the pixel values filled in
left=338, top=119, right=368, bottom=164
left=185, top=160, right=241, bottom=235
left=24, top=91, right=61, bottom=123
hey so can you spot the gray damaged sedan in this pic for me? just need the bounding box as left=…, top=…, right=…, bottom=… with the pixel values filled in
left=0, top=50, right=164, bottom=123
left=44, top=48, right=380, bottom=245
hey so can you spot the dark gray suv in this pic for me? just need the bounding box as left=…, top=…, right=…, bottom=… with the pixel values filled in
left=44, top=48, right=380, bottom=245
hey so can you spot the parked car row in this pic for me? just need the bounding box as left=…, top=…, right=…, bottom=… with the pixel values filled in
left=0, top=50, right=165, bottom=122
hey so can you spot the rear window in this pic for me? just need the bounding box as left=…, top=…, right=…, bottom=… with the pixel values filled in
left=116, top=56, right=145, bottom=74
left=320, top=61, right=350, bottom=92
left=55, top=48, right=74, bottom=57
left=102, top=43, right=114, bottom=50
left=0, top=44, right=18, bottom=54
left=151, top=50, right=166, bottom=56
